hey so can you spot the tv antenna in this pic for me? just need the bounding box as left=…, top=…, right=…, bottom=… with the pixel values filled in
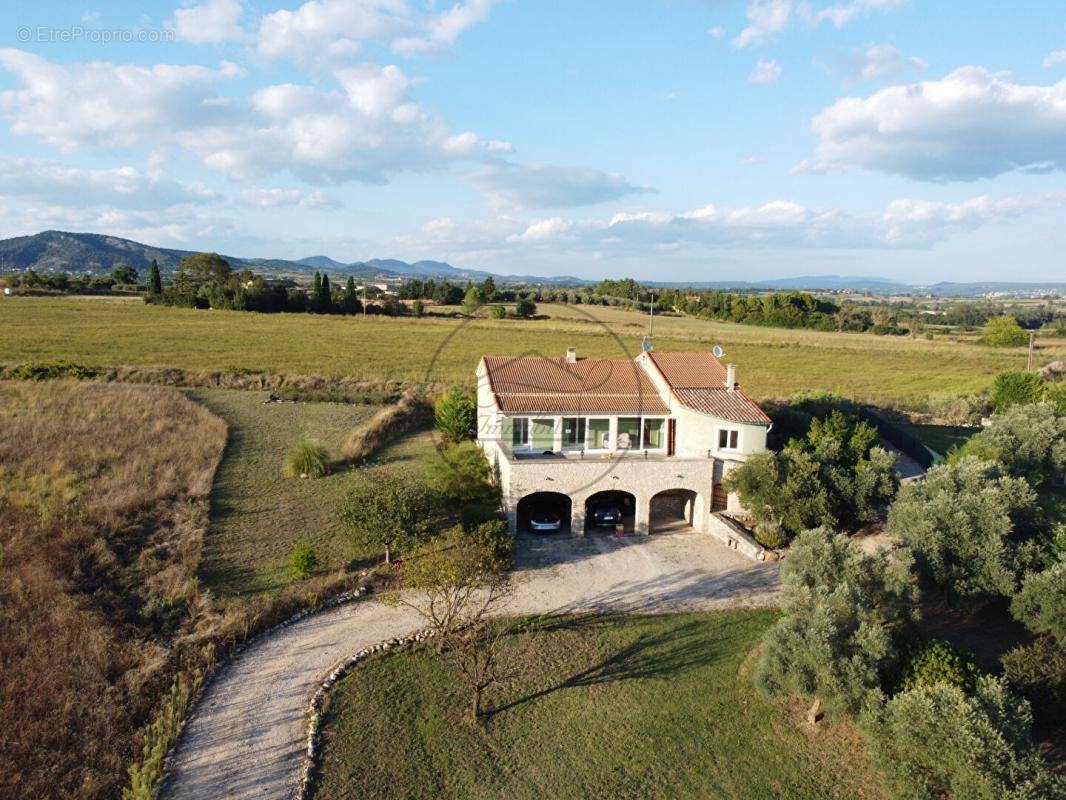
left=641, top=335, right=653, bottom=353
left=712, top=344, right=725, bottom=358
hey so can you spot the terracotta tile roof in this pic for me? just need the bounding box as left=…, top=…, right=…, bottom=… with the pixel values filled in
left=645, top=350, right=771, bottom=425
left=673, top=388, right=772, bottom=424
left=482, top=355, right=669, bottom=415
left=645, top=350, right=727, bottom=388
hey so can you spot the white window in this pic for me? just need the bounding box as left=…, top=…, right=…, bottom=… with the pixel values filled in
left=562, top=417, right=586, bottom=449
left=642, top=418, right=666, bottom=449
left=718, top=428, right=739, bottom=450
left=511, top=417, right=529, bottom=448
left=587, top=418, right=611, bottom=450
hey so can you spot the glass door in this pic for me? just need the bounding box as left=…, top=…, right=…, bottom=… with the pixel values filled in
left=531, top=418, right=555, bottom=451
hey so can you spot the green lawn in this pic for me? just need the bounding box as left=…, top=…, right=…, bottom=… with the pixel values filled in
left=2, top=297, right=1056, bottom=406
left=312, top=610, right=886, bottom=800
left=896, top=422, right=979, bottom=457
left=186, top=388, right=438, bottom=596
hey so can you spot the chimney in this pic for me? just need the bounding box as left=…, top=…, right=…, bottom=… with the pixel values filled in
left=566, top=346, right=577, bottom=364
left=726, top=363, right=737, bottom=391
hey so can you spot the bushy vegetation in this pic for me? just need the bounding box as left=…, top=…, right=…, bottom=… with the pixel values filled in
left=284, top=439, right=331, bottom=478
left=888, top=457, right=1041, bottom=602
left=1001, top=637, right=1066, bottom=726
left=896, top=639, right=981, bottom=694
left=863, top=677, right=1063, bottom=800
left=427, top=441, right=501, bottom=525
left=341, top=390, right=432, bottom=462
left=1011, top=563, right=1066, bottom=642
left=980, top=314, right=1030, bottom=347
left=434, top=386, right=477, bottom=443
left=950, top=402, right=1066, bottom=489
left=754, top=528, right=917, bottom=716
left=341, top=469, right=444, bottom=563
left=989, top=370, right=1045, bottom=411
left=290, top=541, right=319, bottom=580
left=727, top=404, right=898, bottom=543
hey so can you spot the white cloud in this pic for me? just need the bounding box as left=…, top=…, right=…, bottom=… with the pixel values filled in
left=0, top=158, right=215, bottom=208
left=255, top=0, right=496, bottom=62
left=0, top=50, right=510, bottom=186
left=1045, top=50, right=1066, bottom=68
left=748, top=58, right=782, bottom=84
left=240, top=187, right=334, bottom=208
left=0, top=49, right=239, bottom=151
left=392, top=0, right=497, bottom=55
left=335, top=63, right=415, bottom=118
left=414, top=191, right=1066, bottom=258
left=466, top=162, right=654, bottom=210
left=170, top=0, right=246, bottom=44
left=840, top=43, right=926, bottom=82
left=803, top=67, right=1066, bottom=180
left=707, top=26, right=725, bottom=39
left=732, top=0, right=792, bottom=48
left=733, top=0, right=905, bottom=47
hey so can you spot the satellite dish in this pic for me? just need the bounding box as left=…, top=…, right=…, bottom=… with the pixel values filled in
left=712, top=345, right=724, bottom=358
left=641, top=336, right=653, bottom=352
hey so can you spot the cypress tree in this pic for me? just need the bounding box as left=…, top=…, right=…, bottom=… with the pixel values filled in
left=147, top=259, right=162, bottom=294
left=343, top=276, right=357, bottom=313
left=311, top=272, right=322, bottom=312
left=320, top=274, right=332, bottom=312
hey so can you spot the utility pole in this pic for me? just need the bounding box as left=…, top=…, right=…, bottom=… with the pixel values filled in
left=1027, top=329, right=1035, bottom=372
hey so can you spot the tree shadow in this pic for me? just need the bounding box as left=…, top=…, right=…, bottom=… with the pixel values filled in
left=490, top=615, right=720, bottom=717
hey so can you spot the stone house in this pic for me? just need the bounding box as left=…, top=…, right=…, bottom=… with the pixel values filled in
left=475, top=347, right=771, bottom=542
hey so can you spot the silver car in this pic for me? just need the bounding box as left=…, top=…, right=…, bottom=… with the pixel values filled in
left=529, top=509, right=562, bottom=533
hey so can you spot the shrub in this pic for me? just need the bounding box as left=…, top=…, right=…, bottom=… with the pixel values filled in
left=9, top=359, right=96, bottom=381
left=514, top=297, right=536, bottom=318
left=981, top=315, right=1030, bottom=347
left=341, top=470, right=443, bottom=563
left=989, top=370, right=1045, bottom=411
left=952, top=402, right=1065, bottom=489
left=428, top=441, right=500, bottom=524
left=341, top=391, right=432, bottom=462
left=754, top=521, right=788, bottom=550
left=412, top=299, right=425, bottom=317
left=887, top=457, right=1040, bottom=602
left=289, top=541, right=319, bottom=579
left=898, top=639, right=981, bottom=694
left=1048, top=381, right=1066, bottom=415
left=488, top=304, right=506, bottom=319
left=469, top=519, right=513, bottom=563
left=1011, top=563, right=1066, bottom=642
left=1001, top=637, right=1066, bottom=725
left=863, top=677, right=1063, bottom=800
left=462, top=285, right=485, bottom=313
left=754, top=528, right=917, bottom=716
left=925, top=393, right=988, bottom=426
left=284, top=439, right=330, bottom=478
left=434, top=386, right=477, bottom=443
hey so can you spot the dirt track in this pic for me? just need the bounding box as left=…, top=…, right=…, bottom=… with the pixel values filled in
left=161, top=531, right=779, bottom=800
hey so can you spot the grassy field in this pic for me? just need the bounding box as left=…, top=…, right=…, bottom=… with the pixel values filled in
left=896, top=422, right=979, bottom=458
left=186, top=389, right=438, bottom=596
left=312, top=610, right=885, bottom=800
left=3, top=297, right=1060, bottom=406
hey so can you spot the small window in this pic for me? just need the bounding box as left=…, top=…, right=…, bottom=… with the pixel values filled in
left=642, top=418, right=665, bottom=449
left=512, top=417, right=529, bottom=447
left=718, top=428, right=739, bottom=450
left=562, top=417, right=586, bottom=448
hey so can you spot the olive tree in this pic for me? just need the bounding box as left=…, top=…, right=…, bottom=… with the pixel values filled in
left=754, top=527, right=917, bottom=717
left=950, top=402, right=1066, bottom=489
left=1011, top=563, right=1066, bottom=643
left=864, top=677, right=1064, bottom=800
left=887, top=457, right=1041, bottom=602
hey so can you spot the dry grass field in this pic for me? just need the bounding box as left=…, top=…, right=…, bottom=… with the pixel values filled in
left=3, top=297, right=1059, bottom=406
left=0, top=380, right=226, bottom=800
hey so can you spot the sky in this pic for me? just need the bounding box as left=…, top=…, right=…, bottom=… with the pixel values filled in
left=0, top=1, right=1065, bottom=283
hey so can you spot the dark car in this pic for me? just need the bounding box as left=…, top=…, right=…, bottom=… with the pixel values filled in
left=528, top=508, right=562, bottom=533
left=588, top=502, right=623, bottom=528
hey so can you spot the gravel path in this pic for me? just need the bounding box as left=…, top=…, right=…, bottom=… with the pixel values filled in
left=161, top=531, right=779, bottom=800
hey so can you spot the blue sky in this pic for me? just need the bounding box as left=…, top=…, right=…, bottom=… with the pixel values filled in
left=1, top=1, right=1064, bottom=283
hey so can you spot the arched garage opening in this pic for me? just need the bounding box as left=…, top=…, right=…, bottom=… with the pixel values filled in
left=516, top=492, right=571, bottom=535
left=649, top=489, right=703, bottom=534
left=584, top=490, right=636, bottom=534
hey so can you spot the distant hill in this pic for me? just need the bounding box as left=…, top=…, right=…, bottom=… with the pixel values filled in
left=2, top=230, right=1063, bottom=297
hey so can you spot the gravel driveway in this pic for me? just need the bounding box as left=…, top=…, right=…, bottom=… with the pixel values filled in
left=161, top=531, right=779, bottom=800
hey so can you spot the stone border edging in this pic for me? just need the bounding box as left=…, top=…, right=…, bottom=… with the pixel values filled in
left=157, top=585, right=372, bottom=798
left=295, top=626, right=437, bottom=800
